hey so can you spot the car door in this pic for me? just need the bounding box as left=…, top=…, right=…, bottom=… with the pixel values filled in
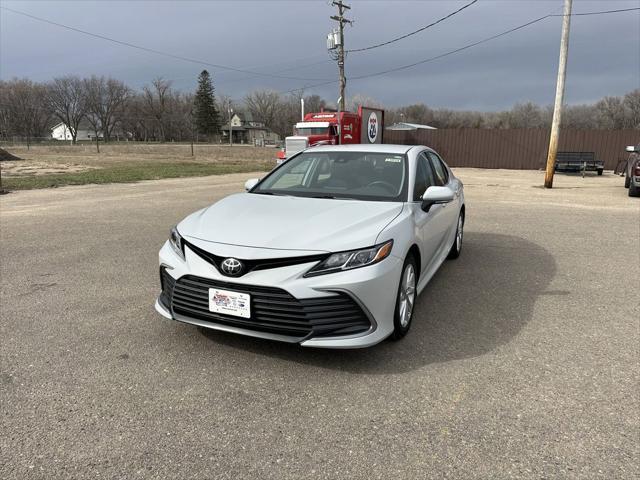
left=412, top=152, right=451, bottom=276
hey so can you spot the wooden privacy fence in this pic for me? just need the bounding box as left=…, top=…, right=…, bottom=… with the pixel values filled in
left=384, top=129, right=639, bottom=170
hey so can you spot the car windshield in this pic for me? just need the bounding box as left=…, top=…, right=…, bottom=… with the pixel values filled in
left=252, top=151, right=408, bottom=202
left=296, top=127, right=329, bottom=136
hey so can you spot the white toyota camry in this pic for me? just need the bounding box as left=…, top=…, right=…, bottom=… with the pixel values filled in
left=156, top=144, right=465, bottom=348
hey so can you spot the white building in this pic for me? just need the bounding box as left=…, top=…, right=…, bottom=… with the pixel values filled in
left=51, top=121, right=102, bottom=141
left=221, top=112, right=280, bottom=145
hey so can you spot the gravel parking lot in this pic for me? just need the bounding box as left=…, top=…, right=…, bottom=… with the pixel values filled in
left=1, top=169, right=638, bottom=479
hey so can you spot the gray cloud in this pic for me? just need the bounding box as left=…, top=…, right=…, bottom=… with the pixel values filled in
left=1, top=0, right=638, bottom=109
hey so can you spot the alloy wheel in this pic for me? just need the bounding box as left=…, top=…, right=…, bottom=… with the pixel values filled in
left=398, top=264, right=416, bottom=328
left=456, top=214, right=464, bottom=252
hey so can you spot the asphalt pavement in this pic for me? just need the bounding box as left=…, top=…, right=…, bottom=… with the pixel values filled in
left=1, top=169, right=638, bottom=479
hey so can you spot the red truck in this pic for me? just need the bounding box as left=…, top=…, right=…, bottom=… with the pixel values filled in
left=277, top=106, right=384, bottom=163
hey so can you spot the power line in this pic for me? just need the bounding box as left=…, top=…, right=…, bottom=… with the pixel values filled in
left=346, top=0, right=479, bottom=53
left=349, top=6, right=640, bottom=82
left=3, top=4, right=637, bottom=99
left=269, top=5, right=640, bottom=96
left=216, top=59, right=332, bottom=87
left=0, top=6, right=333, bottom=83
left=563, top=7, right=640, bottom=16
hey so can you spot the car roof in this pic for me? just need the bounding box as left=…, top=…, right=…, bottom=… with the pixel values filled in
left=309, top=144, right=420, bottom=155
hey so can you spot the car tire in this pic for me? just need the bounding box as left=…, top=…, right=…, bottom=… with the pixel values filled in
left=447, top=210, right=465, bottom=260
left=391, top=254, right=417, bottom=341
left=625, top=175, right=631, bottom=188
left=597, top=169, right=603, bottom=176
left=629, top=182, right=640, bottom=197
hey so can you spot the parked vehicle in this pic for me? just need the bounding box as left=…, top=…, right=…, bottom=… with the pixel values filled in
left=156, top=144, right=465, bottom=348
left=625, top=145, right=640, bottom=197
left=554, top=151, right=604, bottom=175
left=277, top=106, right=384, bottom=163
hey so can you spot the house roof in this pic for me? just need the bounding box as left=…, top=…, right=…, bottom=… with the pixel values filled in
left=221, top=124, right=247, bottom=131
left=50, top=120, right=95, bottom=131
left=386, top=122, right=437, bottom=131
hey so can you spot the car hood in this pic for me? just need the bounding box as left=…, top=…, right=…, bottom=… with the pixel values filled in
left=179, top=193, right=403, bottom=253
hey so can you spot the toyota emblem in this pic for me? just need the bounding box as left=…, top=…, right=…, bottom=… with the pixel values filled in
left=220, top=258, right=244, bottom=276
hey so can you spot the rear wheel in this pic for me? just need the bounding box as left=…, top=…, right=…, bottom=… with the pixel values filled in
left=629, top=182, right=640, bottom=197
left=625, top=175, right=631, bottom=188
left=391, top=255, right=417, bottom=340
left=597, top=168, right=603, bottom=176
left=447, top=211, right=464, bottom=259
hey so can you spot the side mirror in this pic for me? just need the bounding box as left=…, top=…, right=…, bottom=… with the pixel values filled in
left=626, top=145, right=639, bottom=153
left=421, top=186, right=455, bottom=212
left=244, top=178, right=260, bottom=191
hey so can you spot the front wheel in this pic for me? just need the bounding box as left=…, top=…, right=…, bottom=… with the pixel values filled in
left=629, top=182, right=640, bottom=197
left=391, top=255, right=417, bottom=340
left=447, top=211, right=465, bottom=259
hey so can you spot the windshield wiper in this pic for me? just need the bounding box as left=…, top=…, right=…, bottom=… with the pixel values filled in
left=311, top=195, right=357, bottom=200
left=253, top=191, right=284, bottom=196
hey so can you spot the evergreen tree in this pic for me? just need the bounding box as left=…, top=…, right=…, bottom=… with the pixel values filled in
left=193, top=70, right=219, bottom=137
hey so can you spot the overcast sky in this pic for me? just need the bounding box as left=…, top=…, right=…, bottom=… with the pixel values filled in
left=1, top=0, right=639, bottom=110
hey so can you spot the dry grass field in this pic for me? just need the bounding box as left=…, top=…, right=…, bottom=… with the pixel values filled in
left=0, top=143, right=276, bottom=189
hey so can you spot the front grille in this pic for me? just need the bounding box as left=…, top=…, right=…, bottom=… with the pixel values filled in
left=166, top=274, right=371, bottom=339
left=183, top=240, right=327, bottom=278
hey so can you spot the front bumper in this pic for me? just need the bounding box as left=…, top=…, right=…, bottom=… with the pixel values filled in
left=156, top=240, right=403, bottom=348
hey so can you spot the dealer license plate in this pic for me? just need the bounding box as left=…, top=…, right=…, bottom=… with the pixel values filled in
left=208, top=288, right=251, bottom=318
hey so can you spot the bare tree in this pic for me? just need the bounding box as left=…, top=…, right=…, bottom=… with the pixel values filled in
left=346, top=94, right=384, bottom=113
left=563, top=104, right=598, bottom=129
left=142, top=77, right=172, bottom=142
left=244, top=90, right=280, bottom=131
left=271, top=93, right=303, bottom=139
left=0, top=79, right=52, bottom=144
left=622, top=89, right=640, bottom=128
left=595, top=96, right=626, bottom=129
left=83, top=76, right=130, bottom=142
left=46, top=76, right=87, bottom=144
left=304, top=94, right=326, bottom=114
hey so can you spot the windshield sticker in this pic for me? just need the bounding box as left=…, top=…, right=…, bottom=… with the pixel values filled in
left=385, top=157, right=402, bottom=163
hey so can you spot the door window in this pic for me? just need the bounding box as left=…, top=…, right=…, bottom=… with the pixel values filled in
left=427, top=152, right=449, bottom=186
left=413, top=152, right=436, bottom=201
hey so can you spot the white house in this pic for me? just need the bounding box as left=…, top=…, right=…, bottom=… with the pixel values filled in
left=51, top=121, right=102, bottom=141
left=221, top=112, right=280, bottom=145
left=386, top=122, right=437, bottom=131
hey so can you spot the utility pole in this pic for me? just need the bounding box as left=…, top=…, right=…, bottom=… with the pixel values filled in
left=544, top=0, right=572, bottom=189
left=330, top=0, right=352, bottom=113
left=228, top=101, right=233, bottom=147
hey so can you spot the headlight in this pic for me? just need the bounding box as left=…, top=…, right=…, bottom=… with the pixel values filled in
left=305, top=240, right=393, bottom=277
left=169, top=226, right=184, bottom=260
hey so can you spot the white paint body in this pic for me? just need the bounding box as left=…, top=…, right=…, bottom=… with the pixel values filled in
left=156, top=144, right=465, bottom=348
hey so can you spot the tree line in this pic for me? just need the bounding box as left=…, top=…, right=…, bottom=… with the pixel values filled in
left=1, top=72, right=638, bottom=145
left=0, top=71, right=221, bottom=144
left=384, top=91, right=640, bottom=130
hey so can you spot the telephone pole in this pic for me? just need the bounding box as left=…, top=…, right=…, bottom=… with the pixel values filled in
left=330, top=0, right=352, bottom=112
left=544, top=0, right=573, bottom=189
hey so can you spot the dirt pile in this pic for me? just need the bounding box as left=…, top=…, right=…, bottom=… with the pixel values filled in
left=0, top=148, right=21, bottom=161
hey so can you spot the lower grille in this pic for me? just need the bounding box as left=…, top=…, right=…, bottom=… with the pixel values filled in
left=165, top=274, right=371, bottom=339
left=159, top=267, right=176, bottom=310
